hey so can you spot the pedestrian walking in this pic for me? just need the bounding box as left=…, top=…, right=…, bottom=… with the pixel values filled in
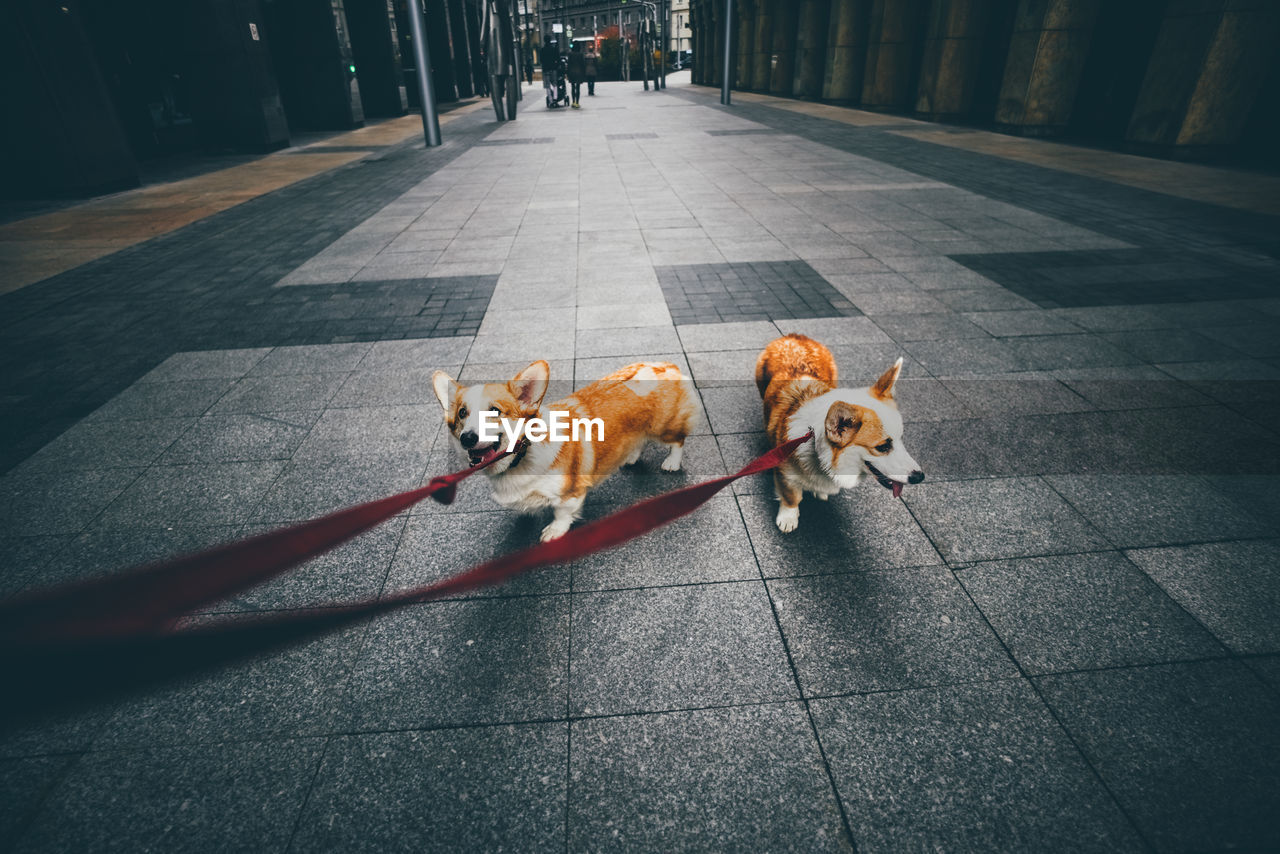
left=567, top=42, right=586, bottom=109
left=524, top=47, right=534, bottom=84
left=585, top=48, right=598, bottom=96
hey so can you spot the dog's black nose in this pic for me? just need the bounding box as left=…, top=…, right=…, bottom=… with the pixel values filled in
left=460, top=430, right=478, bottom=449
left=909, top=470, right=925, bottom=484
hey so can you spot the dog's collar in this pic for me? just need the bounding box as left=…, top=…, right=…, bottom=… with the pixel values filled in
left=508, top=436, right=531, bottom=469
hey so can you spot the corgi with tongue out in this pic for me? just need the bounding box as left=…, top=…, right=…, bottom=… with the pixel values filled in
left=432, top=360, right=697, bottom=542
left=756, top=334, right=924, bottom=532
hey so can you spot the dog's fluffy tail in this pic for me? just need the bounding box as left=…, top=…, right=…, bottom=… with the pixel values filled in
left=754, top=333, right=837, bottom=398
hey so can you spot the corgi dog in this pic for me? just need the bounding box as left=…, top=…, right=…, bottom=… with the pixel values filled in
left=755, top=334, right=923, bottom=532
left=432, top=360, right=698, bottom=541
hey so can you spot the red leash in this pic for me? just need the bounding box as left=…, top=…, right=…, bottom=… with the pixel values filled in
left=0, top=451, right=508, bottom=646
left=0, top=431, right=813, bottom=722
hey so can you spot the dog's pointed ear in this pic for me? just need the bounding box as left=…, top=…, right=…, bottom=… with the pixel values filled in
left=824, top=401, right=863, bottom=447
left=871, top=357, right=903, bottom=401
left=431, top=371, right=458, bottom=413
left=508, top=360, right=550, bottom=407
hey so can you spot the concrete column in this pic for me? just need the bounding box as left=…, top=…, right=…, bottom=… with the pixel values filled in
left=913, top=0, right=989, bottom=119
left=822, top=0, right=872, bottom=100
left=447, top=0, right=475, bottom=97
left=186, top=0, right=293, bottom=145
left=769, top=0, right=801, bottom=94
left=749, top=0, right=774, bottom=89
left=262, top=0, right=364, bottom=129
left=1126, top=0, right=1280, bottom=154
left=793, top=0, right=831, bottom=97
left=736, top=0, right=756, bottom=90
left=861, top=0, right=926, bottom=109
left=347, top=0, right=409, bottom=117
left=696, top=0, right=706, bottom=84
left=994, top=0, right=1099, bottom=134
left=2, top=0, right=139, bottom=195
left=421, top=0, right=459, bottom=105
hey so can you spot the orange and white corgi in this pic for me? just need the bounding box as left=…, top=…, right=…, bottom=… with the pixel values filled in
left=755, top=334, right=924, bottom=532
left=432, top=360, right=698, bottom=541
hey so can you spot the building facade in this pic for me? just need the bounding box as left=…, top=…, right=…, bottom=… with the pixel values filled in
left=2, top=0, right=509, bottom=198
left=688, top=0, right=1280, bottom=161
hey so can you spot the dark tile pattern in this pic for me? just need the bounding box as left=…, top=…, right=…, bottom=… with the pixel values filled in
left=949, top=248, right=1276, bottom=309
left=656, top=261, right=860, bottom=324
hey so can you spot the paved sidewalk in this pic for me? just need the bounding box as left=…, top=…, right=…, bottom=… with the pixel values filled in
left=2, top=75, right=1279, bottom=851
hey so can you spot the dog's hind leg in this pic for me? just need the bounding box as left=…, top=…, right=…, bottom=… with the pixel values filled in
left=541, top=495, right=585, bottom=542
left=660, top=440, right=684, bottom=472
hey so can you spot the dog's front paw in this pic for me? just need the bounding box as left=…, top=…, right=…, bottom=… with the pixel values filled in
left=813, top=492, right=829, bottom=501
left=540, top=521, right=571, bottom=542
left=775, top=505, right=799, bottom=533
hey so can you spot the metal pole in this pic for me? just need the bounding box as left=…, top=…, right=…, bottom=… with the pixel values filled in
left=407, top=0, right=442, bottom=146
left=659, top=0, right=667, bottom=89
left=719, top=0, right=731, bottom=105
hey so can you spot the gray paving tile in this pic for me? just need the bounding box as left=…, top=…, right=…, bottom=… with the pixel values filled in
left=1125, top=539, right=1280, bottom=655
left=903, top=477, right=1110, bottom=564
left=774, top=315, right=891, bottom=344
left=384, top=511, right=570, bottom=599
left=0, top=467, right=144, bottom=537
left=208, top=372, right=349, bottom=414
left=96, top=616, right=365, bottom=747
left=575, top=326, right=682, bottom=358
left=570, top=582, right=796, bottom=715
left=686, top=348, right=761, bottom=388
left=0, top=755, right=75, bottom=846
left=1037, top=661, right=1280, bottom=852
left=1098, top=329, right=1234, bottom=364
left=769, top=568, right=1016, bottom=695
left=676, top=320, right=781, bottom=353
left=1053, top=365, right=1212, bottom=410
left=345, top=596, right=569, bottom=729
left=86, top=378, right=237, bottom=422
left=1045, top=475, right=1274, bottom=548
left=958, top=552, right=1223, bottom=674
left=224, top=517, right=407, bottom=612
left=941, top=375, right=1094, bottom=416
left=248, top=342, right=373, bottom=375
left=572, top=494, right=757, bottom=591
left=738, top=489, right=940, bottom=576
left=963, top=309, right=1085, bottom=337
left=570, top=704, right=848, bottom=852
left=357, top=336, right=474, bottom=371
left=812, top=680, right=1143, bottom=853
left=697, top=384, right=764, bottom=434
left=33, top=525, right=238, bottom=593
left=253, top=453, right=430, bottom=523
left=293, top=724, right=567, bottom=852
left=97, top=461, right=284, bottom=528
left=158, top=411, right=319, bottom=464
left=1004, top=334, right=1142, bottom=371
left=330, top=367, right=452, bottom=408
left=137, top=348, right=272, bottom=383
left=291, top=405, right=437, bottom=462
left=20, top=417, right=195, bottom=471
left=904, top=336, right=1028, bottom=376
left=872, top=312, right=992, bottom=342
left=1246, top=655, right=1280, bottom=693
left=13, top=739, right=325, bottom=853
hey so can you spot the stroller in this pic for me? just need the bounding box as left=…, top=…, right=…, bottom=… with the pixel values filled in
left=544, top=55, right=570, bottom=108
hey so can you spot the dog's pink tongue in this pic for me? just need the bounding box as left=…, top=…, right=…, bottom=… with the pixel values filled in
left=892, top=482, right=904, bottom=499
left=480, top=447, right=502, bottom=466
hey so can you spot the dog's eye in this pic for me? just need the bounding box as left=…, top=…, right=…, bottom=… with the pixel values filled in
left=457, top=406, right=468, bottom=419
left=875, top=440, right=893, bottom=454
left=488, top=407, right=501, bottom=417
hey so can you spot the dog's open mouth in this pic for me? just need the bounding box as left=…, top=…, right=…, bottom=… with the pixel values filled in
left=864, top=462, right=904, bottom=498
left=467, top=444, right=503, bottom=467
